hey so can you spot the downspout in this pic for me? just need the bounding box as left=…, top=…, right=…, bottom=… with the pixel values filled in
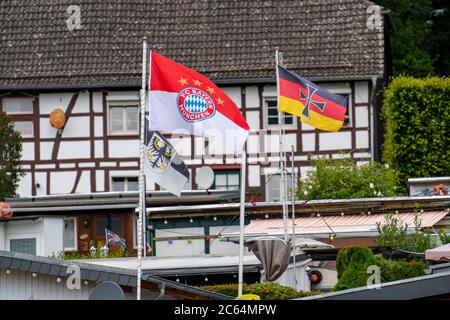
left=154, top=283, right=165, bottom=300
left=370, top=76, right=378, bottom=161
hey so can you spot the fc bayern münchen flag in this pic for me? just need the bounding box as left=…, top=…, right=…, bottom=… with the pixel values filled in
left=277, top=65, right=348, bottom=132
left=148, top=52, right=250, bottom=155
left=144, top=127, right=190, bottom=197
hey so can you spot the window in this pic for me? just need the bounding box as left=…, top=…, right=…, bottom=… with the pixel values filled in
left=265, top=99, right=294, bottom=127
left=341, top=94, right=352, bottom=127
left=63, top=217, right=77, bottom=250
left=109, top=105, right=138, bottom=134
left=213, top=170, right=240, bottom=190
left=266, top=174, right=293, bottom=202
left=95, top=215, right=123, bottom=238
left=10, top=238, right=37, bottom=255
left=13, top=121, right=34, bottom=137
left=112, top=177, right=138, bottom=191
left=2, top=98, right=33, bottom=114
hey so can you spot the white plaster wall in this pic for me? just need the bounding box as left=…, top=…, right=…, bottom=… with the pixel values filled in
left=109, top=140, right=139, bottom=158
left=39, top=142, right=53, bottom=160
left=39, top=93, right=73, bottom=114
left=58, top=141, right=91, bottom=159
left=319, top=132, right=352, bottom=151
left=248, top=165, right=261, bottom=187
left=40, top=118, right=58, bottom=139
left=220, top=87, right=241, bottom=108
left=17, top=172, right=32, bottom=197
left=92, top=92, right=103, bottom=113
left=94, top=117, right=103, bottom=137
left=245, top=86, right=260, bottom=108
left=42, top=217, right=64, bottom=257
left=355, top=81, right=369, bottom=103
left=356, top=130, right=369, bottom=149
left=50, top=171, right=77, bottom=194
left=246, top=111, right=259, bottom=130
left=34, top=172, right=47, bottom=196
left=96, top=170, right=105, bottom=192
left=21, top=143, right=34, bottom=161
left=95, top=140, right=104, bottom=158
left=62, top=116, right=90, bottom=137
left=355, top=106, right=369, bottom=128
left=302, top=133, right=315, bottom=152
left=72, top=92, right=89, bottom=113
left=75, top=171, right=91, bottom=194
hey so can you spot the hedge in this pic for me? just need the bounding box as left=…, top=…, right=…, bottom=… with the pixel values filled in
left=200, top=282, right=321, bottom=300
left=335, top=246, right=425, bottom=291
left=382, top=76, right=450, bottom=190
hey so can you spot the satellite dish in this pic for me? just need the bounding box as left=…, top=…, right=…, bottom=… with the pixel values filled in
left=196, top=166, right=214, bottom=189
left=88, top=281, right=125, bottom=300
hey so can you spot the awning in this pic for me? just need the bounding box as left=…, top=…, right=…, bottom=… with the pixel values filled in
left=243, top=211, right=448, bottom=237
left=425, top=243, right=450, bottom=262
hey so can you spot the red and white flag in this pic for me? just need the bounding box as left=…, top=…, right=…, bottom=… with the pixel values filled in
left=148, top=52, right=250, bottom=155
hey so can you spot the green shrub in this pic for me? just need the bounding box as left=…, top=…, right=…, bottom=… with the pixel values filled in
left=382, top=76, right=450, bottom=191
left=200, top=282, right=321, bottom=300
left=336, top=246, right=376, bottom=279
left=376, top=210, right=435, bottom=253
left=374, top=255, right=425, bottom=282
left=335, top=246, right=425, bottom=291
left=297, top=157, right=400, bottom=200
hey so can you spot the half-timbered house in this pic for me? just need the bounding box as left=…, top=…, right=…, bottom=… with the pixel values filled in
left=1, top=0, right=393, bottom=199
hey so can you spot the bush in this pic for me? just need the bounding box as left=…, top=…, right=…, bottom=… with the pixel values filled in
left=382, top=76, right=450, bottom=190
left=376, top=210, right=435, bottom=253
left=335, top=246, right=425, bottom=291
left=200, top=282, right=321, bottom=300
left=297, top=157, right=400, bottom=200
left=374, top=255, right=425, bottom=282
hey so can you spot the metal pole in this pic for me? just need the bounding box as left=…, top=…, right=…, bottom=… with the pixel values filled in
left=238, top=149, right=247, bottom=297
left=276, top=48, right=289, bottom=242
left=291, top=145, right=297, bottom=289
left=137, top=36, right=147, bottom=300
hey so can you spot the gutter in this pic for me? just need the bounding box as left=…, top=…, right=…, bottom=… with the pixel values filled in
left=0, top=75, right=384, bottom=91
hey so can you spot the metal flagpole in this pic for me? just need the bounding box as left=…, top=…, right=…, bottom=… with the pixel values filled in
left=275, top=48, right=289, bottom=242
left=137, top=36, right=148, bottom=300
left=291, top=144, right=297, bottom=289
left=238, top=149, right=247, bottom=297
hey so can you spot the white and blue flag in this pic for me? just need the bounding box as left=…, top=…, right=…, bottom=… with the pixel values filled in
left=144, top=129, right=190, bottom=197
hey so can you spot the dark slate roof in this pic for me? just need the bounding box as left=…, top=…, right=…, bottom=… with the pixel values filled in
left=0, top=0, right=385, bottom=89
left=0, top=250, right=232, bottom=300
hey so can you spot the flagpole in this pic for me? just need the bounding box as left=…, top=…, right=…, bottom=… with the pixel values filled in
left=275, top=48, right=289, bottom=242
left=291, top=144, right=297, bottom=289
left=137, top=35, right=148, bottom=301
left=237, top=148, right=247, bottom=297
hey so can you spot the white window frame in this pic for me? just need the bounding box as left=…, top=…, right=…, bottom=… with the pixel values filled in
left=6, top=234, right=40, bottom=256
left=13, top=121, right=34, bottom=138
left=63, top=217, right=78, bottom=251
left=107, top=100, right=139, bottom=135
left=111, top=176, right=139, bottom=192
left=263, top=96, right=297, bottom=129
left=2, top=97, right=34, bottom=115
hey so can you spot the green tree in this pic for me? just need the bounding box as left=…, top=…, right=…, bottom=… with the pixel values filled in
left=297, top=157, right=400, bottom=200
left=375, top=0, right=450, bottom=76
left=0, top=111, right=24, bottom=200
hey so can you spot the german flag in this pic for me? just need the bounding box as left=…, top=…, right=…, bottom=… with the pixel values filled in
left=277, top=66, right=348, bottom=132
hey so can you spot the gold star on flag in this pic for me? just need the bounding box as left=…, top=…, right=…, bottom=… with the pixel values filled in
left=193, top=80, right=202, bottom=87
left=178, top=78, right=188, bottom=86
left=217, top=97, right=224, bottom=105
left=206, top=87, right=215, bottom=95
